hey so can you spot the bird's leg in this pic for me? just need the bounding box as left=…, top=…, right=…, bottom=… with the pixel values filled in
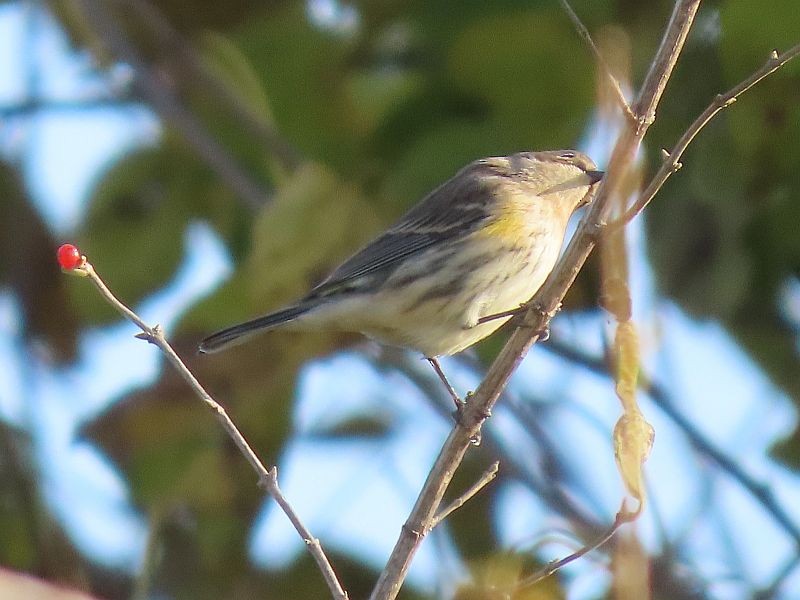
left=476, top=301, right=555, bottom=341
left=475, top=305, right=524, bottom=324
left=426, top=357, right=482, bottom=445
left=427, top=357, right=462, bottom=410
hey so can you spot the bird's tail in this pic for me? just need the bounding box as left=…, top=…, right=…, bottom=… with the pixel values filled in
left=198, top=303, right=313, bottom=354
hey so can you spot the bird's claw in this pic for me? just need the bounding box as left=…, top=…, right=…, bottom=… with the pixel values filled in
left=451, top=392, right=482, bottom=445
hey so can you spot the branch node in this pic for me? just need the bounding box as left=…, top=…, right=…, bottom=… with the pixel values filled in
left=401, top=523, right=424, bottom=541
left=636, top=112, right=654, bottom=135
left=588, top=219, right=607, bottom=241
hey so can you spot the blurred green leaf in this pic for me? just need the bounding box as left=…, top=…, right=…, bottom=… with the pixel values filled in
left=446, top=10, right=593, bottom=148
left=245, top=161, right=382, bottom=304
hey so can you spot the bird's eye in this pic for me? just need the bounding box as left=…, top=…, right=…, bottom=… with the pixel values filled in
left=559, top=151, right=576, bottom=159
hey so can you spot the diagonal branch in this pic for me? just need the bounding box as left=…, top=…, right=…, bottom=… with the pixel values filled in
left=616, top=42, right=800, bottom=226
left=557, top=0, right=635, bottom=122
left=515, top=508, right=628, bottom=591
left=369, top=3, right=703, bottom=598
left=63, top=255, right=348, bottom=600
left=544, top=338, right=800, bottom=549
left=430, top=462, right=499, bottom=529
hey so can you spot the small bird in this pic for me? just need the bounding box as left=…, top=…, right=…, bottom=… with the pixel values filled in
left=200, top=150, right=602, bottom=402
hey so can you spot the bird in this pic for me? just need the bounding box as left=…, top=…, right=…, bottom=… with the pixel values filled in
left=200, top=150, right=602, bottom=404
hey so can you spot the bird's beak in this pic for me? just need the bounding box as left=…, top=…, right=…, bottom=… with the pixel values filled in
left=585, top=170, right=604, bottom=184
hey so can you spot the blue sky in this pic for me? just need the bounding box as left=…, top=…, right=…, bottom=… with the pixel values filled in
left=2, top=3, right=800, bottom=598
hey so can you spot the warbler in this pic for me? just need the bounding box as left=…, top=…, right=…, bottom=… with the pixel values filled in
left=200, top=150, right=602, bottom=393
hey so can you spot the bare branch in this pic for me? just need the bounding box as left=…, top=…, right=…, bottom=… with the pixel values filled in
left=632, top=1, right=702, bottom=130
left=544, top=338, right=800, bottom=549
left=515, top=506, right=630, bottom=591
left=66, top=257, right=348, bottom=600
left=369, top=3, right=702, bottom=598
left=378, top=347, right=616, bottom=535
left=616, top=42, right=800, bottom=226
left=431, top=462, right=499, bottom=529
left=557, top=0, right=635, bottom=122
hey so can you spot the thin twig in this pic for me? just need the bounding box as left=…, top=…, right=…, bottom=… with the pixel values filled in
left=69, top=259, right=348, bottom=600
left=369, top=4, right=702, bottom=598
left=544, top=337, right=800, bottom=549
left=476, top=305, right=526, bottom=324
left=376, top=348, right=609, bottom=534
left=388, top=349, right=712, bottom=597
left=515, top=506, right=630, bottom=591
left=615, top=43, right=800, bottom=226
left=557, top=0, right=636, bottom=122
left=431, top=462, right=499, bottom=529
left=632, top=1, right=701, bottom=131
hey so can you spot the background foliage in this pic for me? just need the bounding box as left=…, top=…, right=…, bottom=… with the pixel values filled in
left=2, top=0, right=800, bottom=598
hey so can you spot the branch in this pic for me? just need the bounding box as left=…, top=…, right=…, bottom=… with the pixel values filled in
left=385, top=351, right=714, bottom=597
left=616, top=42, right=800, bottom=226
left=515, top=507, right=629, bottom=591
left=59, top=249, right=348, bottom=600
left=119, top=0, right=302, bottom=173
left=430, top=462, right=499, bottom=529
left=369, top=3, right=702, bottom=598
left=375, top=349, right=609, bottom=534
left=557, top=0, right=635, bottom=122
left=544, top=338, right=800, bottom=549
left=77, top=0, right=269, bottom=211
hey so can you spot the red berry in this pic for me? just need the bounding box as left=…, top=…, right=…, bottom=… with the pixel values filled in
left=57, top=244, right=83, bottom=270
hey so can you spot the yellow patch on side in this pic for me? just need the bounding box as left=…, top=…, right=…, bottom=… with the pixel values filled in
left=473, top=187, right=562, bottom=245
left=475, top=211, right=528, bottom=243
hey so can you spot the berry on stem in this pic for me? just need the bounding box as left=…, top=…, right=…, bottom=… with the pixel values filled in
left=57, top=244, right=83, bottom=270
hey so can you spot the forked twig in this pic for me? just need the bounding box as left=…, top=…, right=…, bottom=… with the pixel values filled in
left=616, top=43, right=800, bottom=226
left=431, top=462, right=500, bottom=529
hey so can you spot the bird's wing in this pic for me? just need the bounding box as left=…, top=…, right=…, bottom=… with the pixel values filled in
left=307, top=163, right=493, bottom=299
left=307, top=230, right=444, bottom=298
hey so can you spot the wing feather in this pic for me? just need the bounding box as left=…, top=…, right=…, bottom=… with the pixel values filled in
left=307, top=161, right=496, bottom=298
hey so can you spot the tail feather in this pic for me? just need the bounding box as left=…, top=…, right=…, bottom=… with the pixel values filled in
left=199, top=303, right=313, bottom=354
